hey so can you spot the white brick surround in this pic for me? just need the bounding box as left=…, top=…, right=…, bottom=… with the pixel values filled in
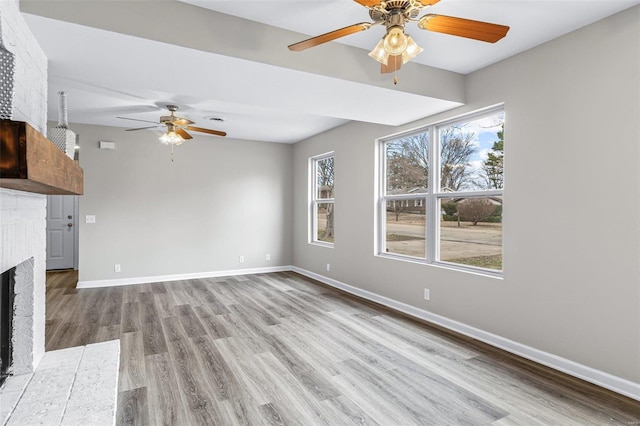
left=0, top=189, right=47, bottom=375
left=0, top=0, right=47, bottom=135
left=0, top=0, right=48, bottom=388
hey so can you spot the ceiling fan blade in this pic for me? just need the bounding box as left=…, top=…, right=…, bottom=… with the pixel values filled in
left=125, top=125, right=160, bottom=131
left=186, top=126, right=227, bottom=137
left=418, top=14, right=510, bottom=43
left=117, top=116, right=160, bottom=125
left=353, top=0, right=381, bottom=6
left=176, top=129, right=193, bottom=140
left=381, top=55, right=402, bottom=74
left=288, top=23, right=372, bottom=52
left=415, top=0, right=440, bottom=6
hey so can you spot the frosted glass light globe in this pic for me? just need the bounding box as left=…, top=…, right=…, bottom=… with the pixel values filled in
left=383, top=27, right=408, bottom=55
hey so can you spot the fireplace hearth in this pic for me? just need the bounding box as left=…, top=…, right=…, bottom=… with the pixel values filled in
left=0, top=266, right=16, bottom=386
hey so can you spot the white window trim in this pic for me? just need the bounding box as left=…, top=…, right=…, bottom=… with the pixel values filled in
left=310, top=152, right=335, bottom=248
left=377, top=106, right=504, bottom=277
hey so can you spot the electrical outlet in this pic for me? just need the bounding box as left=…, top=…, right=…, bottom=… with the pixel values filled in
left=266, top=254, right=271, bottom=261
left=114, top=264, right=121, bottom=273
left=424, top=288, right=430, bottom=300
left=239, top=255, right=244, bottom=263
left=326, top=263, right=331, bottom=272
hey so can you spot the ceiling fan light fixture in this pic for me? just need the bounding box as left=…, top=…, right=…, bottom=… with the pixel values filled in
left=159, top=130, right=185, bottom=145
left=368, top=37, right=389, bottom=65
left=401, top=35, right=423, bottom=63
left=383, top=26, right=408, bottom=55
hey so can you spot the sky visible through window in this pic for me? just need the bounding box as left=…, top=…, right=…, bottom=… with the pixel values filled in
left=456, top=111, right=505, bottom=185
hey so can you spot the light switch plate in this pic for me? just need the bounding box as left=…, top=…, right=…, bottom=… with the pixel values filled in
left=99, top=141, right=115, bottom=150
left=85, top=215, right=96, bottom=224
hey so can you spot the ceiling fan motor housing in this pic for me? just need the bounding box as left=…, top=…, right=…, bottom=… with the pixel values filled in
left=370, top=1, right=420, bottom=30
left=385, top=0, right=412, bottom=10
left=160, top=105, right=180, bottom=124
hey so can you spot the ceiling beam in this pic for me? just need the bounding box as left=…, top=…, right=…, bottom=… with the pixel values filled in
left=20, top=0, right=465, bottom=104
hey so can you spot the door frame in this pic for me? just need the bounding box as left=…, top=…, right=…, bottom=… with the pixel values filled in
left=73, top=195, right=79, bottom=269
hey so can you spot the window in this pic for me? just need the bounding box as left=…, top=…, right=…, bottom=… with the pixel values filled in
left=379, top=107, right=504, bottom=274
left=310, top=153, right=334, bottom=246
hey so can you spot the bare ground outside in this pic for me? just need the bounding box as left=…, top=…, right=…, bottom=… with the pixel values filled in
left=318, top=212, right=502, bottom=270
left=386, top=212, right=502, bottom=270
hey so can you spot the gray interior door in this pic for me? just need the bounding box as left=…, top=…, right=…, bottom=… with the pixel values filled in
left=46, top=195, right=76, bottom=270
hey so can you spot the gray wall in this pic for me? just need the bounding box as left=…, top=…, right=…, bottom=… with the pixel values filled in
left=74, top=123, right=293, bottom=282
left=292, top=6, right=640, bottom=383
left=69, top=5, right=639, bottom=386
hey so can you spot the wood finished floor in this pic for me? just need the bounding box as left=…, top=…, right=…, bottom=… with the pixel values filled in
left=46, top=271, right=640, bottom=425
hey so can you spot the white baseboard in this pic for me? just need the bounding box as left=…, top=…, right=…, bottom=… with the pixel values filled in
left=291, top=266, right=640, bottom=402
left=77, top=265, right=293, bottom=289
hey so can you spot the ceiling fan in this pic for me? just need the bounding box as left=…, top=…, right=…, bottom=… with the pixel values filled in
left=117, top=104, right=226, bottom=146
left=288, top=0, right=510, bottom=74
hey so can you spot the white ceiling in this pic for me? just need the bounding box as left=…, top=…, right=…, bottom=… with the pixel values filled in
left=21, top=0, right=639, bottom=144
left=180, top=0, right=637, bottom=74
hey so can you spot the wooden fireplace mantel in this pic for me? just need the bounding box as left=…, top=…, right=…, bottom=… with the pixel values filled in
left=0, top=120, right=83, bottom=195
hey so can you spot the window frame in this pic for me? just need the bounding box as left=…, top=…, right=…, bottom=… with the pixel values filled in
left=310, top=152, right=335, bottom=247
left=378, top=106, right=504, bottom=277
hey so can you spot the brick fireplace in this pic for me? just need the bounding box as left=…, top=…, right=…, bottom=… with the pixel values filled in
left=0, top=0, right=49, bottom=384
left=0, top=192, right=47, bottom=377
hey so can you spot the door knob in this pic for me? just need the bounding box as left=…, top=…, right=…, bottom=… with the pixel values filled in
left=68, top=215, right=72, bottom=219
left=67, top=223, right=73, bottom=228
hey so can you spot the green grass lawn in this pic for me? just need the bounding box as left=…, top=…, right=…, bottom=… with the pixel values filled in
left=447, top=254, right=502, bottom=270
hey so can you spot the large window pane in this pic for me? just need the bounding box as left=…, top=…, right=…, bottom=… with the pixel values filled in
left=385, top=199, right=425, bottom=258
left=378, top=107, right=504, bottom=275
left=439, top=111, right=504, bottom=192
left=316, top=202, right=334, bottom=243
left=316, top=156, right=334, bottom=199
left=385, top=133, right=428, bottom=195
left=311, top=153, right=334, bottom=246
left=439, top=196, right=502, bottom=271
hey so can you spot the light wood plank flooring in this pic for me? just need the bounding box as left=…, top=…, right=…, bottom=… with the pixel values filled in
left=46, top=271, right=640, bottom=425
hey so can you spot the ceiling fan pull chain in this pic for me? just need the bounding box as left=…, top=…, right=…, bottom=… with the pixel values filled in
left=393, top=75, right=398, bottom=85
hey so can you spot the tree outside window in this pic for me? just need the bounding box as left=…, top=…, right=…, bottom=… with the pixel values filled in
left=311, top=154, right=334, bottom=245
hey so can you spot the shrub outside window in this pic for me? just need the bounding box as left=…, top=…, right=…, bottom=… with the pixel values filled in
left=379, top=107, right=504, bottom=275
left=311, top=153, right=334, bottom=246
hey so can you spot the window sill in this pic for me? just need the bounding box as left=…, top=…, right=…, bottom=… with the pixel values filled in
left=310, top=241, right=334, bottom=249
